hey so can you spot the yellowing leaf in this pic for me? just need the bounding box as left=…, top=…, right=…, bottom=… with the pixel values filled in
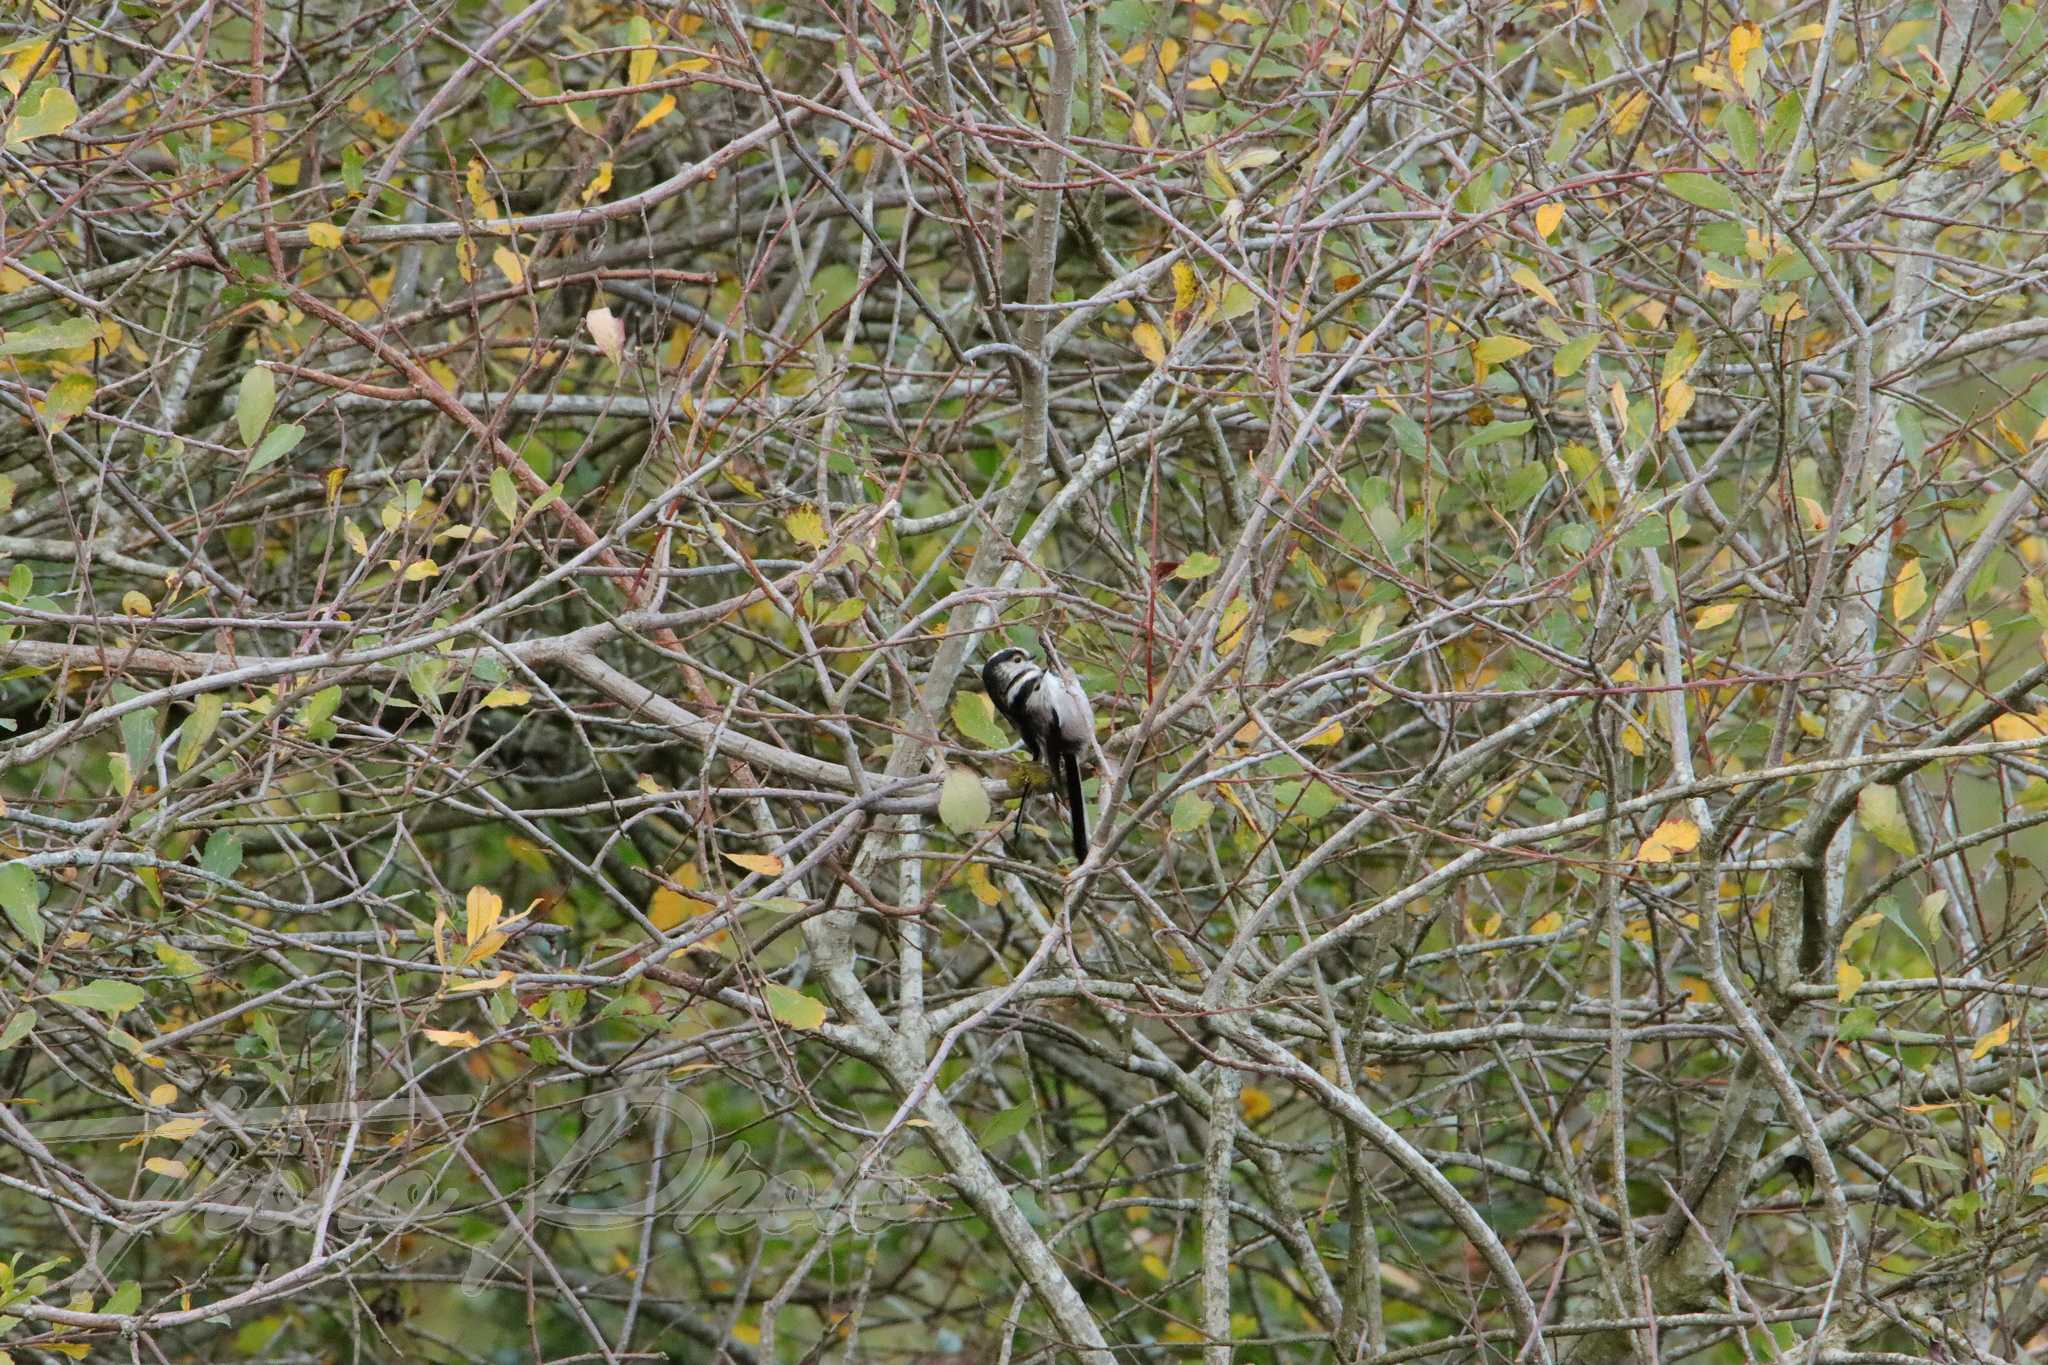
left=120, top=590, right=153, bottom=617
left=1286, top=627, right=1334, bottom=646
left=1659, top=378, right=1695, bottom=431
left=1472, top=335, right=1533, bottom=365
left=939, top=766, right=992, bottom=835
left=465, top=885, right=502, bottom=946
left=965, top=861, right=1001, bottom=906
left=633, top=94, right=677, bottom=132
left=1972, top=1019, right=2012, bottom=1060
left=1856, top=784, right=1916, bottom=856
left=1836, top=958, right=1865, bottom=1003
left=785, top=504, right=827, bottom=549
left=1692, top=602, right=1737, bottom=631
left=1986, top=86, right=2028, bottom=123
left=1891, top=557, right=1927, bottom=621
left=1609, top=90, right=1649, bottom=136
left=1636, top=817, right=1701, bottom=864
left=305, top=222, right=343, bottom=249
left=481, top=688, right=529, bottom=708
left=1510, top=266, right=1558, bottom=310
left=423, top=1028, right=479, bottom=1048
left=1728, top=21, right=1763, bottom=83
left=450, top=969, right=513, bottom=994
left=1529, top=911, right=1563, bottom=935
left=763, top=983, right=826, bottom=1031
left=1301, top=720, right=1342, bottom=747
left=1990, top=712, right=2048, bottom=742
left=1132, top=321, right=1167, bottom=366
left=725, top=851, right=784, bottom=878
left=1534, top=202, right=1564, bottom=238
left=402, top=558, right=440, bottom=582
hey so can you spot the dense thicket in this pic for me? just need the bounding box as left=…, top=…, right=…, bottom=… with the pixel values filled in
left=4, top=0, right=2048, bottom=1361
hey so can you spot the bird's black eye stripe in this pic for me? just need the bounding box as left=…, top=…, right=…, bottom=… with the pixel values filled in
left=1004, top=670, right=1042, bottom=715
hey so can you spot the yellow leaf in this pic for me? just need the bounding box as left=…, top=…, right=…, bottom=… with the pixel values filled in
left=580, top=160, right=614, bottom=205
left=1836, top=958, right=1865, bottom=1003
left=1510, top=266, right=1558, bottom=310
left=725, top=851, right=784, bottom=877
left=424, top=1028, right=479, bottom=1048
left=1619, top=719, right=1646, bottom=756
left=1727, top=21, right=1763, bottom=82
left=1216, top=596, right=1250, bottom=654
left=1703, top=269, right=1757, bottom=290
left=144, top=1157, right=188, bottom=1179
left=305, top=221, right=343, bottom=250
left=1301, top=720, right=1342, bottom=747
left=785, top=504, right=827, bottom=549
left=492, top=246, right=525, bottom=287
left=344, top=522, right=369, bottom=557
left=1238, top=1087, right=1274, bottom=1121
left=1172, top=261, right=1199, bottom=313
left=1529, top=911, right=1562, bottom=935
left=1660, top=378, right=1695, bottom=431
left=1286, top=627, right=1334, bottom=646
left=466, top=885, right=502, bottom=946
left=1609, top=90, right=1649, bottom=136
left=1986, top=86, right=2028, bottom=123
left=1472, top=335, right=1533, bottom=365
left=148, top=1083, right=176, bottom=1107
left=1692, top=602, right=1737, bottom=631
left=1534, top=202, right=1564, bottom=238
left=120, top=590, right=153, bottom=617
left=1679, top=975, right=1713, bottom=1005
left=1636, top=817, right=1701, bottom=864
left=465, top=157, right=499, bottom=220
left=965, top=861, right=1001, bottom=906
left=1156, top=38, right=1182, bottom=73
left=1991, top=712, right=2048, bottom=742
left=633, top=94, right=677, bottom=133
left=1132, top=321, right=1167, bottom=366
left=649, top=886, right=710, bottom=929
left=1142, top=1253, right=1170, bottom=1280
left=481, top=687, right=529, bottom=708
left=450, top=969, right=513, bottom=994
left=150, top=1116, right=205, bottom=1142
left=403, top=558, right=440, bottom=582
left=1891, top=558, right=1927, bottom=621
left=1972, top=1020, right=2012, bottom=1061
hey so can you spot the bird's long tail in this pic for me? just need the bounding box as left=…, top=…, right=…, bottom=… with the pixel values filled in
left=1062, top=752, right=1088, bottom=862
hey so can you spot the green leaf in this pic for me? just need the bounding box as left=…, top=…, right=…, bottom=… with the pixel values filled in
left=980, top=1099, right=1035, bottom=1147
left=299, top=685, right=343, bottom=741
left=1553, top=333, right=1599, bottom=378
left=1388, top=412, right=1426, bottom=459
left=200, top=830, right=243, bottom=881
left=0, top=862, right=44, bottom=951
left=1663, top=172, right=1737, bottom=213
left=939, top=767, right=991, bottom=835
left=177, top=693, right=224, bottom=772
left=237, top=366, right=277, bottom=448
left=490, top=466, right=519, bottom=523
left=50, top=979, right=147, bottom=1016
left=0, top=1008, right=34, bottom=1052
left=1170, top=791, right=1214, bottom=834
left=103, top=1281, right=141, bottom=1317
left=247, top=423, right=304, bottom=473
left=0, top=317, right=101, bottom=357
left=1467, top=418, right=1535, bottom=447
left=953, top=690, right=1008, bottom=749
left=1173, top=552, right=1222, bottom=580
left=1721, top=106, right=1759, bottom=168
left=763, top=983, right=826, bottom=1031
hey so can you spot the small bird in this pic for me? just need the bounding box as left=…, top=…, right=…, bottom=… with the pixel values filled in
left=981, top=644, right=1095, bottom=861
